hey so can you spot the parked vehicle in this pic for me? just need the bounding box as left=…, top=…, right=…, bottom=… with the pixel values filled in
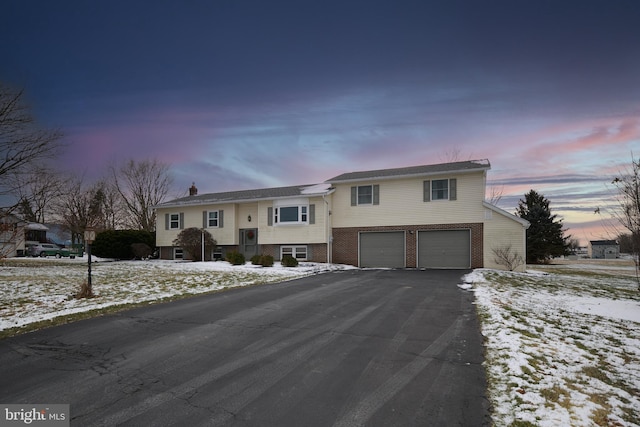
left=29, top=243, right=70, bottom=258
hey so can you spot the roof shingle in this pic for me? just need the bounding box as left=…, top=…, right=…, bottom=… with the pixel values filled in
left=326, top=159, right=490, bottom=183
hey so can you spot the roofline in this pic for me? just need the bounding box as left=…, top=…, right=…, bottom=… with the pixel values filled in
left=483, top=201, right=531, bottom=228
left=154, top=188, right=336, bottom=210
left=327, top=164, right=490, bottom=184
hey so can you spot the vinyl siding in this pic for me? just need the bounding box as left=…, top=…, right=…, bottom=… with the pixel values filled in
left=156, top=197, right=329, bottom=247
left=331, top=172, right=487, bottom=228
left=155, top=204, right=237, bottom=247
left=483, top=207, right=528, bottom=272
left=259, top=197, right=328, bottom=244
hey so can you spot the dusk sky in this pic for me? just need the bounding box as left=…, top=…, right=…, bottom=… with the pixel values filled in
left=2, top=0, right=639, bottom=244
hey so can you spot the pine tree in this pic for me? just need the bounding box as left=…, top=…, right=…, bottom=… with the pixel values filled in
left=516, top=190, right=569, bottom=264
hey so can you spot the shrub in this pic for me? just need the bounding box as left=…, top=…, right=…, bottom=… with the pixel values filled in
left=226, top=251, right=246, bottom=265
left=281, top=255, right=298, bottom=267
left=92, top=230, right=155, bottom=259
left=172, top=227, right=217, bottom=261
left=131, top=243, right=152, bottom=259
left=250, top=255, right=262, bottom=265
left=260, top=254, right=274, bottom=267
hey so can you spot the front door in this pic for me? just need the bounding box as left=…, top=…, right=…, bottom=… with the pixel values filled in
left=240, top=228, right=258, bottom=259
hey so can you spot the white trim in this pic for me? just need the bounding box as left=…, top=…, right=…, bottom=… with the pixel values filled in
left=274, top=205, right=308, bottom=225
left=482, top=201, right=530, bottom=228
left=169, top=213, right=180, bottom=229
left=281, top=245, right=308, bottom=260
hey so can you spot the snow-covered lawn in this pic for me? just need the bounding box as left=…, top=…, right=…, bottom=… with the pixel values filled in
left=2, top=257, right=639, bottom=426
left=0, top=257, right=353, bottom=333
left=463, top=262, right=640, bottom=427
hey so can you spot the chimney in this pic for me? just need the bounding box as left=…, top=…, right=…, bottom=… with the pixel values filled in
left=189, top=182, right=198, bottom=196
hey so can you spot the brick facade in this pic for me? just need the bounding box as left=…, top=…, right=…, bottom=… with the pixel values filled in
left=332, top=223, right=484, bottom=268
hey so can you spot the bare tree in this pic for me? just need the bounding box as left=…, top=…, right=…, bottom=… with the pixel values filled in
left=492, top=244, right=525, bottom=271
left=10, top=166, right=64, bottom=224
left=0, top=83, right=62, bottom=203
left=110, top=158, right=173, bottom=232
left=93, top=179, right=126, bottom=230
left=54, top=177, right=106, bottom=246
left=611, top=155, right=640, bottom=289
left=487, top=184, right=504, bottom=205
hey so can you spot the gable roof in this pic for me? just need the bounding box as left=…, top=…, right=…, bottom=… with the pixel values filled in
left=156, top=183, right=333, bottom=209
left=589, top=240, right=618, bottom=246
left=326, top=159, right=491, bottom=183
left=483, top=201, right=531, bottom=228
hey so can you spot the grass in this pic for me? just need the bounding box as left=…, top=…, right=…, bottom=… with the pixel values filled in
left=472, top=264, right=640, bottom=426
left=0, top=258, right=321, bottom=339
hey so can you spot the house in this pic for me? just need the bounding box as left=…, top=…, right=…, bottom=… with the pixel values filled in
left=154, top=159, right=530, bottom=271
left=0, top=213, right=49, bottom=257
left=588, top=240, right=619, bottom=259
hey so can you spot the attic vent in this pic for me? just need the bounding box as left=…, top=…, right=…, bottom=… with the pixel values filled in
left=189, top=182, right=198, bottom=196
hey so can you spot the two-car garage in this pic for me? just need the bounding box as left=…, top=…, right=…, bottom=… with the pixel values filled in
left=359, top=229, right=471, bottom=269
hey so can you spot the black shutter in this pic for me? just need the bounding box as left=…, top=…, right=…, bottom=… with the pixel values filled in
left=424, top=180, right=431, bottom=202
left=351, top=186, right=357, bottom=206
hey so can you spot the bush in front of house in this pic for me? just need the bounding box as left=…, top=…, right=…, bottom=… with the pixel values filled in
left=226, top=251, right=246, bottom=265
left=172, top=227, right=217, bottom=262
left=281, top=255, right=298, bottom=267
left=250, top=254, right=274, bottom=267
left=92, top=230, right=155, bottom=259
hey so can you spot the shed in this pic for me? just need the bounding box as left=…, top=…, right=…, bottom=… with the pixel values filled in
left=588, top=240, right=619, bottom=259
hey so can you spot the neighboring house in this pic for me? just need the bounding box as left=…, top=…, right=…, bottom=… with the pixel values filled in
left=588, top=240, right=619, bottom=259
left=154, top=160, right=530, bottom=271
left=0, top=213, right=49, bottom=257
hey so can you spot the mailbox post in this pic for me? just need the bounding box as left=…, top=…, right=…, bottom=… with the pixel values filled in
left=84, top=227, right=96, bottom=295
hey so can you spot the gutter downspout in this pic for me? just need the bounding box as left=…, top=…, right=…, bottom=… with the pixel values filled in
left=323, top=194, right=331, bottom=265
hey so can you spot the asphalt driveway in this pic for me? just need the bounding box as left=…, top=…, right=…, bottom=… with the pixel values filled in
left=0, top=269, right=490, bottom=426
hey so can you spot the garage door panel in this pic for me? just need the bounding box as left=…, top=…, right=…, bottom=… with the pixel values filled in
left=360, top=232, right=405, bottom=268
left=418, top=230, right=470, bottom=269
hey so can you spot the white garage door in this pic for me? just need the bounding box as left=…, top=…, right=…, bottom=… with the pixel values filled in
left=418, top=230, right=470, bottom=269
left=359, top=231, right=405, bottom=268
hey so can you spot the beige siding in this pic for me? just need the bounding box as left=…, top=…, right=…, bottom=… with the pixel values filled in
left=156, top=196, right=330, bottom=248
left=155, top=204, right=237, bottom=247
left=331, top=171, right=487, bottom=228
left=258, top=197, right=328, bottom=245
left=483, top=207, right=527, bottom=272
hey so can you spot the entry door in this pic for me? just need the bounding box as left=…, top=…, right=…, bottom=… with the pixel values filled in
left=240, top=228, right=258, bottom=259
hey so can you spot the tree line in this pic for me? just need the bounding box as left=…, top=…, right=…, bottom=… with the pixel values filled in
left=1, top=82, right=173, bottom=250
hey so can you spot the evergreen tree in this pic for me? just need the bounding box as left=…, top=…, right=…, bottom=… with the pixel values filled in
left=516, top=190, right=569, bottom=263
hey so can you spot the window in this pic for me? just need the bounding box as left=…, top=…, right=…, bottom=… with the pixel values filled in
left=432, top=179, right=449, bottom=200
left=207, top=211, right=219, bottom=227
left=174, top=248, right=183, bottom=260
left=169, top=213, right=180, bottom=229
left=281, top=246, right=307, bottom=260
left=275, top=205, right=308, bottom=224
left=351, top=185, right=379, bottom=206
left=424, top=179, right=456, bottom=201
left=357, top=185, right=373, bottom=205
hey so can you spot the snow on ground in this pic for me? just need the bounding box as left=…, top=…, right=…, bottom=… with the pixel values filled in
left=0, top=257, right=355, bottom=332
left=463, top=265, right=640, bottom=427
left=2, top=256, right=639, bottom=426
